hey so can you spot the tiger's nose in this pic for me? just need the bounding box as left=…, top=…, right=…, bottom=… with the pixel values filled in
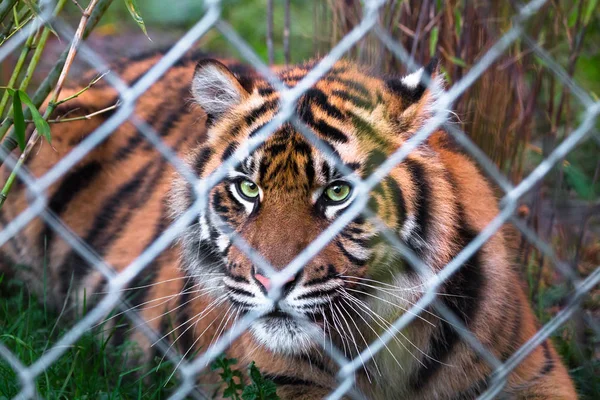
left=254, top=273, right=295, bottom=292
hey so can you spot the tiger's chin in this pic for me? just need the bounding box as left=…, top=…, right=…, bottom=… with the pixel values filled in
left=250, top=313, right=320, bottom=355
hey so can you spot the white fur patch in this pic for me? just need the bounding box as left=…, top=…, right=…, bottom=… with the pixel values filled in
left=250, top=317, right=318, bottom=355
left=401, top=68, right=424, bottom=89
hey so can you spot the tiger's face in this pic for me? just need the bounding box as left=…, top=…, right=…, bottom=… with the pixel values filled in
left=172, top=59, right=445, bottom=354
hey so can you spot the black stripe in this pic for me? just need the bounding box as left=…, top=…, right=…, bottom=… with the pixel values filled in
left=195, top=147, right=214, bottom=176
left=403, top=158, right=431, bottom=255
left=332, top=89, right=374, bottom=110
left=386, top=176, right=407, bottom=231
left=111, top=258, right=161, bottom=348
left=301, top=88, right=345, bottom=120
left=297, top=94, right=348, bottom=144
left=312, top=119, right=348, bottom=144
left=174, top=274, right=198, bottom=354
left=141, top=84, right=191, bottom=150
left=409, top=213, right=485, bottom=389
left=40, top=161, right=103, bottom=250
left=540, top=341, right=554, bottom=375
left=59, top=118, right=189, bottom=294
left=244, top=100, right=278, bottom=126
left=263, top=374, right=319, bottom=388
left=323, top=76, right=369, bottom=97
left=221, top=142, right=237, bottom=162
left=335, top=240, right=367, bottom=266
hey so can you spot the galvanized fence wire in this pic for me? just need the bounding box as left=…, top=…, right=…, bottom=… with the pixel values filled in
left=0, top=0, right=599, bottom=399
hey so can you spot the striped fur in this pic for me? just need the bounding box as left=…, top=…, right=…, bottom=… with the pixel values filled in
left=0, top=51, right=576, bottom=399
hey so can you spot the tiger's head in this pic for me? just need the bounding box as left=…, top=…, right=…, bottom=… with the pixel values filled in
left=171, top=58, right=450, bottom=355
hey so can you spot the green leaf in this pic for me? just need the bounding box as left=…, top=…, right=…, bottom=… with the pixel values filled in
left=429, top=27, right=439, bottom=57
left=564, top=163, right=596, bottom=200
left=454, top=8, right=462, bottom=38
left=448, top=56, right=467, bottom=68
left=22, top=0, right=59, bottom=38
left=583, top=0, right=599, bottom=25
left=9, top=88, right=26, bottom=151
left=17, top=90, right=51, bottom=144
left=123, top=0, right=150, bottom=40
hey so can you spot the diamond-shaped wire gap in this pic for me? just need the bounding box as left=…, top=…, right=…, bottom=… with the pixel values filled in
left=357, top=204, right=504, bottom=367
left=337, top=202, right=517, bottom=384
left=22, top=193, right=202, bottom=383
left=50, top=18, right=131, bottom=93
left=442, top=123, right=514, bottom=194
left=0, top=342, right=36, bottom=400
left=363, top=199, right=508, bottom=377
left=34, top=209, right=208, bottom=399
left=502, top=102, right=600, bottom=204
left=520, top=34, right=595, bottom=108
left=34, top=6, right=221, bottom=193
left=480, top=264, right=600, bottom=400
left=511, top=216, right=581, bottom=285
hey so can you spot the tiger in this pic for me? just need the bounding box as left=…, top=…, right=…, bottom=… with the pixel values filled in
left=0, top=49, right=577, bottom=399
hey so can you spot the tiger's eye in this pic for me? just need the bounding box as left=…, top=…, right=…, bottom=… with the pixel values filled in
left=325, top=183, right=351, bottom=203
left=239, top=180, right=259, bottom=199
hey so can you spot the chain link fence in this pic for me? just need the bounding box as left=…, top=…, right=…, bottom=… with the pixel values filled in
left=0, top=0, right=598, bottom=399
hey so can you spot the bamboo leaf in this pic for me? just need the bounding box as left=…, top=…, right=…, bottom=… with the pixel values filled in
left=21, top=0, right=59, bottom=38
left=584, top=0, right=599, bottom=25
left=123, top=0, right=150, bottom=40
left=7, top=88, right=26, bottom=151
left=429, top=27, right=439, bottom=57
left=17, top=90, right=51, bottom=144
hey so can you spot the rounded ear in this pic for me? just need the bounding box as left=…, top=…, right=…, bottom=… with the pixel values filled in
left=385, top=57, right=447, bottom=131
left=192, top=59, right=249, bottom=124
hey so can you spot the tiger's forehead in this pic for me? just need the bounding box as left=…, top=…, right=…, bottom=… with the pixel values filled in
left=208, top=61, right=403, bottom=188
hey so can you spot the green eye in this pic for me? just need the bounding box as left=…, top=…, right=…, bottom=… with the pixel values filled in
left=237, top=179, right=260, bottom=200
left=325, top=182, right=352, bottom=203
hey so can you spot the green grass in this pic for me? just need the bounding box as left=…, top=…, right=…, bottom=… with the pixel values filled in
left=0, top=275, right=279, bottom=399
left=0, top=276, right=182, bottom=399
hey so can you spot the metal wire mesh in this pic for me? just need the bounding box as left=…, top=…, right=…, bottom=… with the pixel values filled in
left=0, top=0, right=598, bottom=399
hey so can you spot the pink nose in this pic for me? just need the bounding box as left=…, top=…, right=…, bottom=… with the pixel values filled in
left=254, top=273, right=294, bottom=291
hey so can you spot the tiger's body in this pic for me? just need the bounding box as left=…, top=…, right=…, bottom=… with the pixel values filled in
left=0, top=50, right=577, bottom=399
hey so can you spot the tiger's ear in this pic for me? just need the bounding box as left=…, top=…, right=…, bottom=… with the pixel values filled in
left=385, top=58, right=446, bottom=130
left=192, top=59, right=249, bottom=124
